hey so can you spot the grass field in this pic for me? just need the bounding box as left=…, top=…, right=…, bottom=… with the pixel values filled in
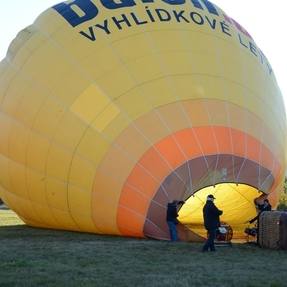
left=0, top=209, right=286, bottom=287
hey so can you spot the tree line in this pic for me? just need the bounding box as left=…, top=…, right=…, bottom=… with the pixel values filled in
left=277, top=177, right=287, bottom=211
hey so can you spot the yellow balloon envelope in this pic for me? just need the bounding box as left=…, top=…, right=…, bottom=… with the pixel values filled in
left=0, top=0, right=286, bottom=240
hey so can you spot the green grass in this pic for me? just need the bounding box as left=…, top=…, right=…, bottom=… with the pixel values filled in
left=0, top=209, right=286, bottom=287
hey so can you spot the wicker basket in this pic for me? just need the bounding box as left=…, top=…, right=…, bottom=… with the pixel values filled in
left=258, top=211, right=287, bottom=250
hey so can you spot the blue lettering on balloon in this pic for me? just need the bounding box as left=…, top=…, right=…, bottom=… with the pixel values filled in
left=100, top=0, right=136, bottom=9
left=53, top=0, right=98, bottom=27
left=162, top=0, right=185, bottom=4
left=191, top=0, right=218, bottom=15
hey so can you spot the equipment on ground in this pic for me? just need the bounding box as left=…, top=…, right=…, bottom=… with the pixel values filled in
left=258, top=211, right=287, bottom=250
left=215, top=223, right=233, bottom=246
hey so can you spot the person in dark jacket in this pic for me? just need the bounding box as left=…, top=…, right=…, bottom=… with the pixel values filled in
left=249, top=198, right=272, bottom=224
left=202, top=194, right=223, bottom=252
left=166, top=200, right=185, bottom=241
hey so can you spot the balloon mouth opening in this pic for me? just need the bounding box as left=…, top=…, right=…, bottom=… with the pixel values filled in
left=142, top=153, right=273, bottom=241
left=177, top=183, right=263, bottom=240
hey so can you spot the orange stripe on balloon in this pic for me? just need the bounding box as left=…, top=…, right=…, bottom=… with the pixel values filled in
left=118, top=205, right=145, bottom=237
left=122, top=163, right=159, bottom=198
left=120, top=184, right=151, bottom=215
left=117, top=126, right=280, bottom=237
left=155, top=136, right=186, bottom=168
left=173, top=129, right=202, bottom=158
left=139, top=147, right=172, bottom=180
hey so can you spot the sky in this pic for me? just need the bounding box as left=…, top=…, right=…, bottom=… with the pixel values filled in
left=0, top=0, right=286, bottom=110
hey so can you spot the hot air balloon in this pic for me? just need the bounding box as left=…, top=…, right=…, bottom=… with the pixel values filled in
left=0, top=0, right=286, bottom=241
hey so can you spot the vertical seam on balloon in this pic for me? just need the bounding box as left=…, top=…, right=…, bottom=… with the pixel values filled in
left=139, top=28, right=199, bottom=197
left=142, top=31, right=210, bottom=195
left=212, top=30, right=236, bottom=183
left=143, top=32, right=195, bottom=196
left=236, top=46, right=250, bottom=184
left=225, top=102, right=236, bottom=182
left=258, top=121, right=264, bottom=188
left=235, top=114, right=248, bottom=183
left=202, top=99, right=220, bottom=185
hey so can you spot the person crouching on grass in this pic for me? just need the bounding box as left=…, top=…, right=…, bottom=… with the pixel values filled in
left=202, top=194, right=223, bottom=252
